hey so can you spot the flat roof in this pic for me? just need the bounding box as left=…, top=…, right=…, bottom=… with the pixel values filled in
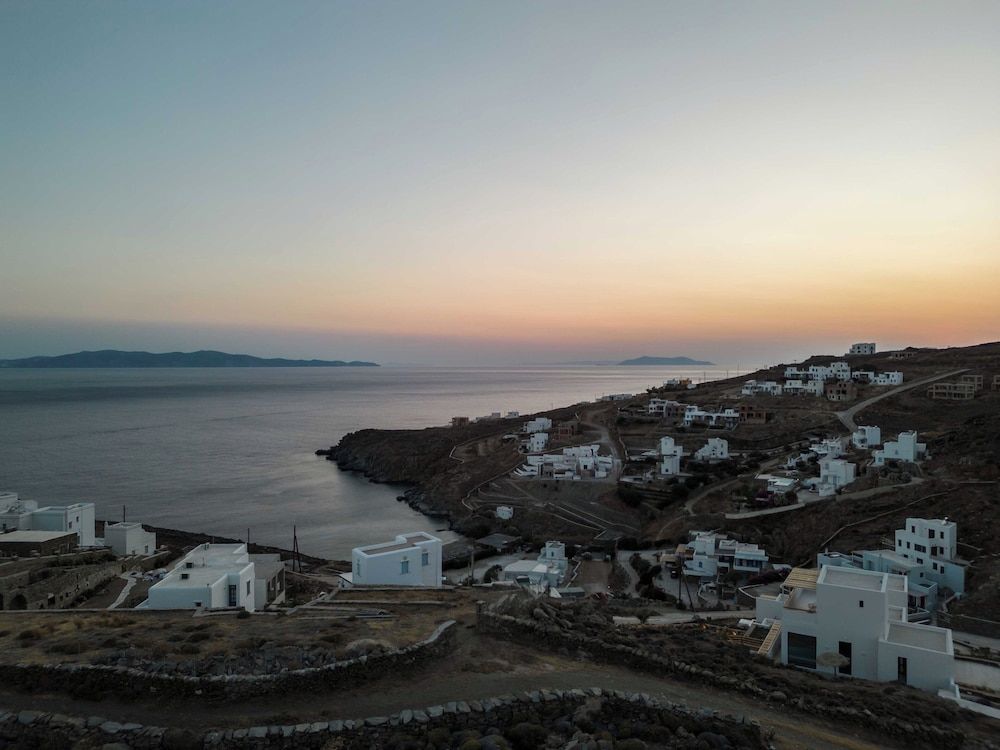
left=820, top=566, right=885, bottom=591
left=356, top=532, right=439, bottom=556
left=886, top=621, right=951, bottom=653
left=0, top=530, right=75, bottom=543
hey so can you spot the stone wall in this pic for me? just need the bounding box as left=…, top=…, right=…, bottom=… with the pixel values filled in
left=0, top=558, right=124, bottom=610
left=477, top=612, right=992, bottom=750
left=0, top=688, right=770, bottom=749
left=0, top=620, right=456, bottom=701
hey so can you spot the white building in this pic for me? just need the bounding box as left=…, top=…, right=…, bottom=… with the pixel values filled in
left=849, top=343, right=877, bottom=356
left=810, top=437, right=848, bottom=459
left=753, top=566, right=955, bottom=693
left=816, top=458, right=856, bottom=496
left=30, top=503, right=96, bottom=547
left=819, top=518, right=966, bottom=613
left=104, top=522, right=156, bottom=556
left=525, top=432, right=549, bottom=453
left=783, top=379, right=824, bottom=396
left=693, top=438, right=729, bottom=462
left=871, top=371, right=904, bottom=386
left=852, top=425, right=882, bottom=450
left=647, top=397, right=684, bottom=416
left=514, top=445, right=619, bottom=480
left=145, top=543, right=257, bottom=611
left=523, top=417, right=552, bottom=434
left=682, top=404, right=740, bottom=427
left=502, top=541, right=568, bottom=589
left=741, top=380, right=783, bottom=396
left=351, top=532, right=443, bottom=587
left=495, top=506, right=514, bottom=521
left=873, top=431, right=927, bottom=466
left=683, top=531, right=769, bottom=580
left=0, top=493, right=37, bottom=534
left=659, top=436, right=685, bottom=476
left=756, top=473, right=799, bottom=496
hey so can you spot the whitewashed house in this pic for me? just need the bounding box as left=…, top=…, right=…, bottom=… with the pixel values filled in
left=752, top=566, right=955, bottom=693
left=873, top=431, right=927, bottom=466
left=871, top=371, right=904, bottom=386
left=684, top=531, right=769, bottom=580
left=513, top=445, right=619, bottom=480
left=682, top=405, right=740, bottom=427
left=694, top=438, right=729, bottom=462
left=523, top=417, right=552, bottom=434
left=351, top=532, right=443, bottom=587
left=30, top=503, right=96, bottom=547
left=502, top=541, right=568, bottom=589
left=741, top=380, right=783, bottom=396
left=849, top=343, right=877, bottom=356
left=756, top=473, right=799, bottom=496
left=819, top=518, right=966, bottom=612
left=525, top=432, right=549, bottom=453
left=0, top=493, right=37, bottom=534
left=816, top=458, right=856, bottom=496
left=145, top=543, right=257, bottom=611
left=495, top=506, right=514, bottom=520
left=104, top=522, right=156, bottom=556
left=783, top=379, right=824, bottom=396
left=852, top=425, right=882, bottom=450
left=659, top=436, right=685, bottom=476
left=810, top=437, right=848, bottom=459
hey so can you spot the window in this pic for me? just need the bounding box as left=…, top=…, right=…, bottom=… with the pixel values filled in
left=246, top=580, right=251, bottom=595
left=421, top=550, right=429, bottom=567
left=787, top=633, right=817, bottom=669
left=929, top=529, right=936, bottom=539
left=916, top=558, right=923, bottom=564
left=914, top=543, right=926, bottom=553
left=401, top=559, right=410, bottom=575
left=859, top=600, right=864, bottom=608
left=838, top=641, right=853, bottom=676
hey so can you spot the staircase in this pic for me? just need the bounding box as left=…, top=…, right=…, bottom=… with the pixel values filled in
left=757, top=621, right=782, bottom=656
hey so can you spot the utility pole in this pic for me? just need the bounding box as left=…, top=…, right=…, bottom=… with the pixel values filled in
left=468, top=545, right=475, bottom=584
left=292, top=525, right=301, bottom=573
left=122, top=505, right=126, bottom=523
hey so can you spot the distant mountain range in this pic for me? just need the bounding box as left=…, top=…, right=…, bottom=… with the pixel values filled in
left=617, top=356, right=715, bottom=366
left=0, top=350, right=379, bottom=368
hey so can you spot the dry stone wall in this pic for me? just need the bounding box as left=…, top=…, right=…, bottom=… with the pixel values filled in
left=0, top=620, right=456, bottom=700
left=0, top=688, right=770, bottom=749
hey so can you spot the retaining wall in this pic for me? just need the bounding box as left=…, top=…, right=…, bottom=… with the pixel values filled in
left=0, top=620, right=456, bottom=700
left=0, top=688, right=769, bottom=749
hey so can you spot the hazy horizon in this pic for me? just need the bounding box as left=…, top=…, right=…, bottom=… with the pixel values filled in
left=3, top=1, right=999, bottom=363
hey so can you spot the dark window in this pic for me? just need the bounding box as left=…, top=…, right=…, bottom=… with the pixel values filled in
left=787, top=633, right=817, bottom=669
left=897, top=656, right=908, bottom=684
left=929, top=529, right=935, bottom=539
left=228, top=584, right=237, bottom=607
left=859, top=600, right=864, bottom=608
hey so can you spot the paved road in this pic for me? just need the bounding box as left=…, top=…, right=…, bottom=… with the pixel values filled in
left=835, top=369, right=968, bottom=431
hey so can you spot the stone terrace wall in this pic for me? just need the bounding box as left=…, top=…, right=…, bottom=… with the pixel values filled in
left=0, top=620, right=456, bottom=701
left=0, top=688, right=769, bottom=749
left=477, top=612, right=993, bottom=750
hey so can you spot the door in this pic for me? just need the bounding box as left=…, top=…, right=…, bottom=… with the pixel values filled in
left=897, top=656, right=908, bottom=684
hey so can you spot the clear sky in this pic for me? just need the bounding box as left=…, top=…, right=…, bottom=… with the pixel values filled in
left=2, top=1, right=998, bottom=365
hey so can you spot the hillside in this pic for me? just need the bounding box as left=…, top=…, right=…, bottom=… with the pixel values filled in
left=0, top=350, right=379, bottom=368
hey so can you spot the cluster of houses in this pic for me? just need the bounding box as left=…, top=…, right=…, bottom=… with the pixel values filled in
left=0, top=491, right=157, bottom=558
left=755, top=427, right=928, bottom=504
left=513, top=444, right=620, bottom=480
left=645, top=399, right=771, bottom=428
left=677, top=530, right=772, bottom=582
left=451, top=410, right=521, bottom=427
left=741, top=357, right=903, bottom=401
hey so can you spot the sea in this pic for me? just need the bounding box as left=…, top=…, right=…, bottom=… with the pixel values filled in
left=0, top=365, right=732, bottom=559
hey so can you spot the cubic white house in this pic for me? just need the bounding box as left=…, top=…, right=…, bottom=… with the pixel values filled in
left=814, top=458, right=856, bottom=496
left=104, top=521, right=156, bottom=556
left=873, top=430, right=927, bottom=466
left=0, top=494, right=96, bottom=548
left=683, top=531, right=769, bottom=581
left=502, top=541, right=568, bottom=589
left=851, top=425, right=882, bottom=450
left=145, top=543, right=257, bottom=611
left=659, top=436, right=685, bottom=476
left=693, top=438, right=729, bottom=462
left=514, top=445, right=620, bottom=480
left=523, top=417, right=552, bottom=434
left=848, top=343, right=877, bottom=356
left=752, top=566, right=955, bottom=693
left=819, top=518, right=966, bottom=612
left=351, top=532, right=443, bottom=587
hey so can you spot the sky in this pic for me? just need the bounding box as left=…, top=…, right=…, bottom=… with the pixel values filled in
left=2, top=1, right=999, bottom=366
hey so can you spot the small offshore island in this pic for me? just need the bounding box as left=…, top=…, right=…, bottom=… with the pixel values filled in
left=0, top=349, right=379, bottom=368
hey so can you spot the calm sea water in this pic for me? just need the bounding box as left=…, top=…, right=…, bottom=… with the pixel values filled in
left=0, top=366, right=729, bottom=558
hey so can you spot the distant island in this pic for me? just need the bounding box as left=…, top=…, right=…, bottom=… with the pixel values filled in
left=617, top=355, right=715, bottom=366
left=0, top=350, right=379, bottom=368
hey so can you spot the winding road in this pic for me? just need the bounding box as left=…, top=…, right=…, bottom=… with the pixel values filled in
left=835, top=369, right=968, bottom=431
